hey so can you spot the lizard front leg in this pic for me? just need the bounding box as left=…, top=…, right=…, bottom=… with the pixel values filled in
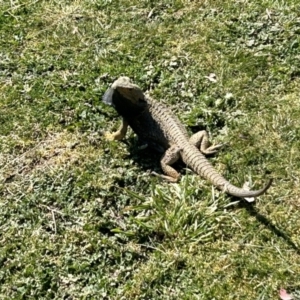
left=189, top=130, right=222, bottom=155
left=105, top=118, right=129, bottom=141
left=152, top=145, right=182, bottom=182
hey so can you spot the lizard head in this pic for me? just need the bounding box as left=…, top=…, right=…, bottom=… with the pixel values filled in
left=103, top=77, right=148, bottom=119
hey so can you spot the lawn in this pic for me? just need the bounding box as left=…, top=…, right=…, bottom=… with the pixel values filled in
left=1, top=0, right=300, bottom=299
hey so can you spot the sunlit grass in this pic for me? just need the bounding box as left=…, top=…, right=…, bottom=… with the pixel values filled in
left=1, top=0, right=300, bottom=298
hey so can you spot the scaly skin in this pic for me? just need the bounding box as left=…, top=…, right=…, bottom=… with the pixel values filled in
left=103, top=77, right=272, bottom=198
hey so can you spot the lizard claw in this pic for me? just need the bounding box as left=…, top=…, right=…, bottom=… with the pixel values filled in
left=201, top=143, right=223, bottom=155
left=151, top=171, right=179, bottom=183
left=104, top=131, right=124, bottom=141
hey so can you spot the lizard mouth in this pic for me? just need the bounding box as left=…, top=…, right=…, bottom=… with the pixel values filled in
left=102, top=88, right=115, bottom=107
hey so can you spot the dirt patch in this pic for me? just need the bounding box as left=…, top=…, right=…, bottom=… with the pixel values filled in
left=0, top=131, right=83, bottom=183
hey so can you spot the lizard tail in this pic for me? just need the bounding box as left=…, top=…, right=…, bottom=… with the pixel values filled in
left=223, top=178, right=273, bottom=198
left=183, top=147, right=272, bottom=198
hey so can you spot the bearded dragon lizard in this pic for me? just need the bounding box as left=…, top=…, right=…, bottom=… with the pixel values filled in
left=102, top=77, right=272, bottom=198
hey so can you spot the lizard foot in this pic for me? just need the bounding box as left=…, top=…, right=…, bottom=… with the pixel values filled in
left=104, top=131, right=125, bottom=141
left=151, top=171, right=179, bottom=183
left=201, top=143, right=223, bottom=155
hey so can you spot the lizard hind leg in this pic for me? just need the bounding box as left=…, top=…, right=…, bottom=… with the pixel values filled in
left=152, top=145, right=182, bottom=183
left=189, top=130, right=223, bottom=155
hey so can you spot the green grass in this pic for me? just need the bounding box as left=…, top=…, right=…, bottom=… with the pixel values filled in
left=1, top=0, right=300, bottom=299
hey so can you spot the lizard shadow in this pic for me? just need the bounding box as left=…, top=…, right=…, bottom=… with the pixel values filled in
left=236, top=201, right=300, bottom=255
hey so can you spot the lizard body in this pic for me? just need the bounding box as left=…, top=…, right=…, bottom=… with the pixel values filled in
left=103, top=77, right=272, bottom=198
